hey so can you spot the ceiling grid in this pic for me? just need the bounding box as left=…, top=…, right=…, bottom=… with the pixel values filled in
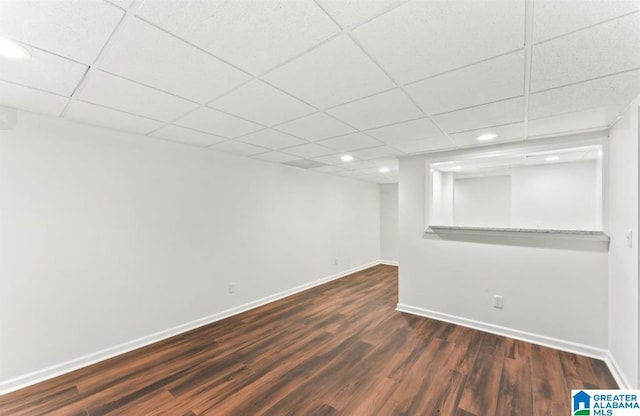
left=0, top=0, right=637, bottom=183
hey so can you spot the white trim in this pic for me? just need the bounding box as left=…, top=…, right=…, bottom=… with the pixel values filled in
left=396, top=303, right=608, bottom=361
left=378, top=259, right=399, bottom=266
left=0, top=261, right=379, bottom=395
left=604, top=351, right=634, bottom=389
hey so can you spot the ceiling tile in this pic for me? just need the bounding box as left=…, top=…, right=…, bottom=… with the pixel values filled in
left=528, top=70, right=640, bottom=120
left=327, top=89, right=423, bottom=130
left=251, top=151, right=301, bottom=163
left=99, top=17, right=250, bottom=103
left=77, top=70, right=197, bottom=121
left=136, top=0, right=340, bottom=74
left=275, top=112, right=354, bottom=141
left=284, top=159, right=328, bottom=169
left=315, top=0, right=405, bottom=28
left=317, top=133, right=382, bottom=152
left=358, top=165, right=397, bottom=176
left=263, top=35, right=395, bottom=109
left=283, top=143, right=335, bottom=158
left=389, top=137, right=454, bottom=154
left=0, top=0, right=123, bottom=64
left=65, top=101, right=163, bottom=134
left=209, top=80, right=315, bottom=126
left=0, top=46, right=87, bottom=96
left=449, top=122, right=524, bottom=147
left=175, top=107, right=262, bottom=138
left=0, top=81, right=69, bottom=116
left=150, top=124, right=226, bottom=147
left=350, top=145, right=403, bottom=160
left=336, top=169, right=368, bottom=177
left=366, top=117, right=447, bottom=145
left=107, top=0, right=133, bottom=9
left=352, top=0, right=524, bottom=83
left=312, top=154, right=362, bottom=165
left=432, top=97, right=525, bottom=133
left=341, top=160, right=377, bottom=171
left=370, top=158, right=399, bottom=169
left=531, top=13, right=640, bottom=92
left=406, top=50, right=525, bottom=115
left=209, top=140, right=266, bottom=156
left=527, top=107, right=621, bottom=138
left=533, top=0, right=640, bottom=43
left=236, top=129, right=307, bottom=150
left=310, top=165, right=348, bottom=174
left=340, top=170, right=377, bottom=181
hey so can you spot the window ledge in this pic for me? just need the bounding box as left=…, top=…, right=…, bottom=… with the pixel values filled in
left=426, top=225, right=610, bottom=242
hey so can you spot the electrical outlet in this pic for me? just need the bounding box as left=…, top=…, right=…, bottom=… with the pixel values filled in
left=493, top=295, right=504, bottom=309
left=228, top=282, right=236, bottom=294
left=333, top=257, right=339, bottom=266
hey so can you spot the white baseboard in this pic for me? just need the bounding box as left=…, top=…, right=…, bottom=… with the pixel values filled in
left=396, top=303, right=609, bottom=361
left=379, top=259, right=399, bottom=266
left=0, top=261, right=379, bottom=395
left=604, top=351, right=634, bottom=389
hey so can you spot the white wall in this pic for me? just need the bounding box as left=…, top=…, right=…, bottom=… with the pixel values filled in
left=608, top=97, right=639, bottom=388
left=398, top=137, right=609, bottom=357
left=512, top=160, right=598, bottom=230
left=379, top=183, right=398, bottom=263
left=454, top=175, right=511, bottom=227
left=0, top=110, right=380, bottom=391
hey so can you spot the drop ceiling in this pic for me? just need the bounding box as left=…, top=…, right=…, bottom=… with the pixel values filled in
left=0, top=0, right=638, bottom=184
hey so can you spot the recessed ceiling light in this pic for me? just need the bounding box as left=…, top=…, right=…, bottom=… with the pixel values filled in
left=379, top=167, right=390, bottom=173
left=451, top=166, right=462, bottom=171
left=545, top=156, right=560, bottom=161
left=0, top=37, right=30, bottom=60
left=476, top=133, right=498, bottom=142
left=340, top=155, right=354, bottom=162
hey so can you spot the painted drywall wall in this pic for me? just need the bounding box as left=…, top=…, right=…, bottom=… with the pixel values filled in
left=453, top=175, right=511, bottom=227
left=608, top=97, right=639, bottom=388
left=380, top=183, right=398, bottom=263
left=398, top=135, right=609, bottom=356
left=0, top=110, right=380, bottom=390
left=511, top=160, right=598, bottom=230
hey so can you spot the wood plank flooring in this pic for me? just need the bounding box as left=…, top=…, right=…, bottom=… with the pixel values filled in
left=0, top=265, right=617, bottom=415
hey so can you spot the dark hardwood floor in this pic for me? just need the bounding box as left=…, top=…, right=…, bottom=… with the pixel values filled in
left=0, top=265, right=617, bottom=415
